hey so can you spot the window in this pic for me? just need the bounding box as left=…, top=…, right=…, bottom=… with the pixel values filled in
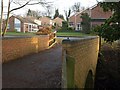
left=29, top=25, right=32, bottom=32
left=77, top=23, right=82, bottom=31
left=69, top=22, right=74, bottom=27
left=14, top=18, right=21, bottom=32
left=7, top=24, right=10, bottom=29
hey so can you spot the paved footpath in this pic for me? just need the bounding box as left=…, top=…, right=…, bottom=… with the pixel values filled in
left=2, top=44, right=62, bottom=88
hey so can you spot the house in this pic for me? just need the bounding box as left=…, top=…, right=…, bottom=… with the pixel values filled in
left=90, top=4, right=112, bottom=27
left=69, top=4, right=112, bottom=31
left=53, top=17, right=64, bottom=27
left=2, top=15, right=41, bottom=33
left=2, top=16, right=15, bottom=32
left=69, top=12, right=83, bottom=31
left=39, top=16, right=54, bottom=28
left=14, top=16, right=41, bottom=32
left=2, top=16, right=56, bottom=33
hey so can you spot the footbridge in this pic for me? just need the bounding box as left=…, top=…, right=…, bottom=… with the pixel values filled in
left=62, top=36, right=99, bottom=88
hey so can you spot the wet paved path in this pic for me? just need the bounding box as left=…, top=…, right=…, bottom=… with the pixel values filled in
left=3, top=44, right=62, bottom=88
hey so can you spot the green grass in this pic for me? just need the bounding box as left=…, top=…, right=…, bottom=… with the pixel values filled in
left=5, top=32, right=36, bottom=36
left=6, top=31, right=95, bottom=37
left=56, top=32, right=92, bottom=37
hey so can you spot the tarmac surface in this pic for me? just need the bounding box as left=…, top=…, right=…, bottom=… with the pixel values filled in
left=2, top=44, right=62, bottom=88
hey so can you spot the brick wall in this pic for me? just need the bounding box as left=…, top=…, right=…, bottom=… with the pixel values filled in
left=9, top=16, right=15, bottom=31
left=2, top=36, right=50, bottom=63
left=91, top=5, right=112, bottom=19
left=62, top=36, right=99, bottom=88
left=91, top=22, right=104, bottom=26
left=54, top=17, right=64, bottom=27
left=2, top=16, right=15, bottom=32
left=90, top=5, right=112, bottom=27
left=39, top=17, right=51, bottom=27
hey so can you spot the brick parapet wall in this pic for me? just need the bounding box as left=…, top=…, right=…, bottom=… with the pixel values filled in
left=2, top=35, right=50, bottom=63
left=62, top=36, right=99, bottom=88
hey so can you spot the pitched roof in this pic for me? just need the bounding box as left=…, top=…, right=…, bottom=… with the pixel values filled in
left=69, top=4, right=98, bottom=18
left=39, top=16, right=51, bottom=21
left=89, top=4, right=98, bottom=10
left=15, top=15, right=38, bottom=24
left=53, top=17, right=64, bottom=21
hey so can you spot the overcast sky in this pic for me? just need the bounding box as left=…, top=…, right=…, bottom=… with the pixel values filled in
left=0, top=0, right=103, bottom=18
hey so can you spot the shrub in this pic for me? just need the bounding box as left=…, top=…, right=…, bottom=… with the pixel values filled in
left=36, top=27, right=52, bottom=35
left=68, top=27, right=74, bottom=31
left=62, top=21, right=68, bottom=28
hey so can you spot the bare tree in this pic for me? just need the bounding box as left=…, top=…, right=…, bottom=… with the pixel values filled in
left=71, top=2, right=81, bottom=13
left=41, top=12, right=48, bottom=16
left=45, top=4, right=53, bottom=17
left=2, top=0, right=11, bottom=37
left=26, top=9, right=41, bottom=18
left=96, top=0, right=99, bottom=3
left=71, top=2, right=86, bottom=13
left=2, top=0, right=51, bottom=37
left=53, top=9, right=59, bottom=19
left=81, top=7, right=85, bottom=11
left=64, top=9, right=71, bottom=22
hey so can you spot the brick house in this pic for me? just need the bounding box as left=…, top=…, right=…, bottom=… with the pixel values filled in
left=69, top=4, right=112, bottom=31
left=3, top=16, right=56, bottom=33
left=2, top=16, right=15, bottom=32
left=90, top=4, right=112, bottom=27
left=2, top=15, right=41, bottom=33
left=69, top=12, right=83, bottom=31
left=53, top=17, right=64, bottom=27
left=39, top=16, right=54, bottom=28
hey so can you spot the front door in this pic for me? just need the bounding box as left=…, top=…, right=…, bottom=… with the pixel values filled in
left=76, top=23, right=82, bottom=31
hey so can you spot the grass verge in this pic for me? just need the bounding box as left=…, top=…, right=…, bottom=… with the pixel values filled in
left=56, top=32, right=93, bottom=37
left=5, top=32, right=36, bottom=36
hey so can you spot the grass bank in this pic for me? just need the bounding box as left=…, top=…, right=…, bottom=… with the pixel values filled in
left=56, top=31, right=94, bottom=37
left=5, top=31, right=95, bottom=37
left=5, top=32, right=36, bottom=36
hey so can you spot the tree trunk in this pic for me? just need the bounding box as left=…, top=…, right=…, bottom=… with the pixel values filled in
left=0, top=0, right=3, bottom=36
left=2, top=0, right=11, bottom=37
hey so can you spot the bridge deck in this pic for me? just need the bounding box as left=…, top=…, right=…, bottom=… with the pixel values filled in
left=2, top=44, right=62, bottom=88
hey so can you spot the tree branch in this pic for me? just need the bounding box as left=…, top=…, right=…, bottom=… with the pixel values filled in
left=2, top=0, right=11, bottom=36
left=96, top=0, right=99, bottom=3
left=9, top=0, right=31, bottom=13
left=28, top=2, right=47, bottom=5
left=10, top=0, right=14, bottom=4
left=9, top=0, right=51, bottom=13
